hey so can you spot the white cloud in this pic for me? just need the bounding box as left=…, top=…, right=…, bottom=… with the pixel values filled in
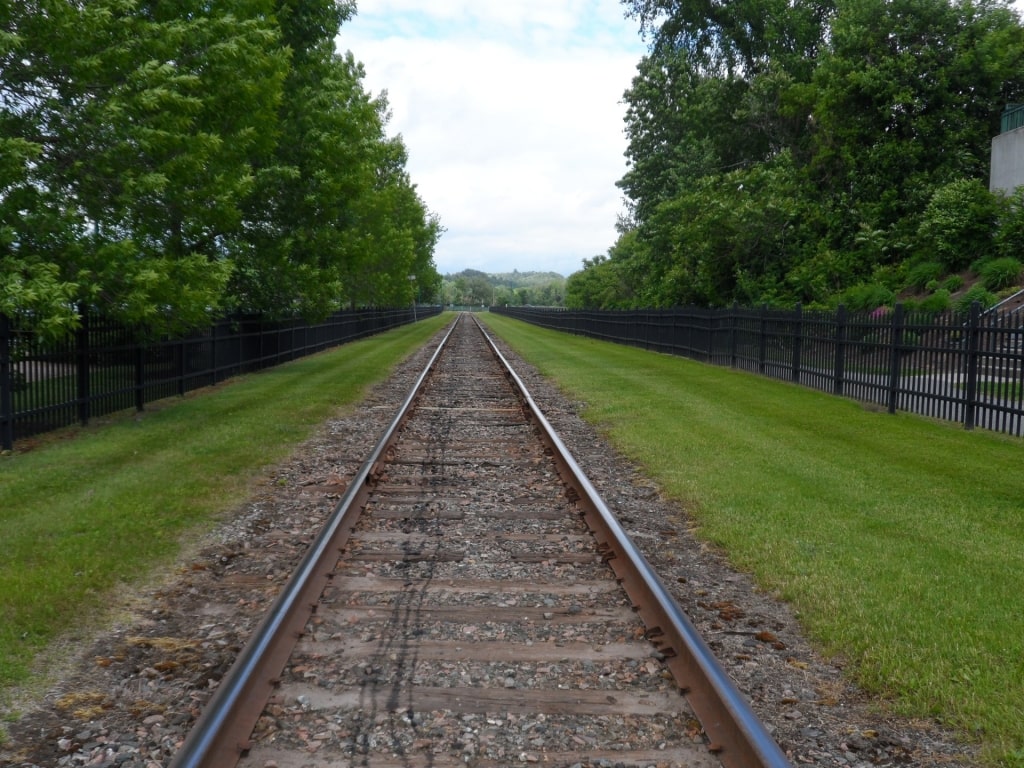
left=337, top=1, right=645, bottom=277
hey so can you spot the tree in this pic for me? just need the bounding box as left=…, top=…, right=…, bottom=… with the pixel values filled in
left=810, top=0, right=1024, bottom=243
left=235, top=0, right=441, bottom=317
left=619, top=49, right=754, bottom=224
left=2, top=0, right=441, bottom=333
left=565, top=233, right=643, bottom=309
left=622, top=0, right=834, bottom=77
left=1, top=9, right=79, bottom=337
left=3, top=0, right=288, bottom=334
left=600, top=0, right=1024, bottom=309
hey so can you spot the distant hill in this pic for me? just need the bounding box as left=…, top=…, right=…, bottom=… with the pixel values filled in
left=444, top=269, right=565, bottom=288
left=441, top=269, right=566, bottom=307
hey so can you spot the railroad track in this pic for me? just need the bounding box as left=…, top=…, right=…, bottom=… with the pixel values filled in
left=170, top=314, right=789, bottom=768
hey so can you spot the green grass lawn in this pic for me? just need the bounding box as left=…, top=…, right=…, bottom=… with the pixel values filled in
left=481, top=313, right=1024, bottom=767
left=0, top=314, right=450, bottom=707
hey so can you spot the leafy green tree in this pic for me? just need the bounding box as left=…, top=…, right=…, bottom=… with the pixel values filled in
left=810, top=0, right=1024, bottom=242
left=605, top=0, right=1024, bottom=310
left=235, top=0, right=440, bottom=317
left=2, top=0, right=440, bottom=334
left=3, top=0, right=288, bottom=334
left=234, top=8, right=371, bottom=317
left=619, top=49, right=754, bottom=224
left=623, top=0, right=834, bottom=77
left=566, top=232, right=643, bottom=309
left=340, top=135, right=442, bottom=308
left=628, top=153, right=815, bottom=306
left=994, top=188, right=1024, bottom=260
left=2, top=3, right=83, bottom=335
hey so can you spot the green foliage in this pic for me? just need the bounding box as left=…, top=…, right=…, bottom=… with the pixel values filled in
left=623, top=0, right=832, bottom=78
left=980, top=257, right=1022, bottom=291
left=595, top=0, right=1024, bottom=311
left=0, top=260, right=79, bottom=340
left=995, top=190, right=1024, bottom=259
left=618, top=49, right=758, bottom=224
left=917, top=179, right=1001, bottom=271
left=626, top=153, right=816, bottom=308
left=0, top=0, right=441, bottom=334
left=441, top=270, right=566, bottom=307
left=565, top=247, right=638, bottom=309
left=838, top=283, right=895, bottom=312
left=941, top=274, right=964, bottom=292
left=916, top=289, right=951, bottom=313
left=906, top=261, right=944, bottom=291
left=956, top=284, right=998, bottom=312
left=784, top=247, right=859, bottom=306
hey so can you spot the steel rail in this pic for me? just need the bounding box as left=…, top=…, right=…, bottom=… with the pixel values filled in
left=473, top=315, right=792, bottom=768
left=168, top=319, right=459, bottom=768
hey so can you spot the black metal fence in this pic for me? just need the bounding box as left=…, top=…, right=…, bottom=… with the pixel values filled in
left=492, top=303, right=1024, bottom=437
left=0, top=306, right=442, bottom=450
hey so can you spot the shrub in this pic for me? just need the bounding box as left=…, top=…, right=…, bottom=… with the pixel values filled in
left=907, top=261, right=944, bottom=291
left=917, top=179, right=1000, bottom=271
left=995, top=189, right=1024, bottom=259
left=980, top=257, right=1022, bottom=291
left=917, top=290, right=952, bottom=313
left=996, top=286, right=1020, bottom=300
left=941, top=275, right=964, bottom=292
left=840, top=283, right=896, bottom=312
left=970, top=255, right=992, bottom=275
left=956, top=284, right=997, bottom=312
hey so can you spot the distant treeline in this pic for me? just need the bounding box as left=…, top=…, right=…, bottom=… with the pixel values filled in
left=442, top=269, right=566, bottom=306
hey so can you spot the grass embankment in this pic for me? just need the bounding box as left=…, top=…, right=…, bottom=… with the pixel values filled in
left=0, top=314, right=450, bottom=704
left=481, top=313, right=1024, bottom=767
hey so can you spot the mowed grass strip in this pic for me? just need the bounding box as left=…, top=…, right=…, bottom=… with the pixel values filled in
left=481, top=313, right=1024, bottom=766
left=0, top=314, right=450, bottom=696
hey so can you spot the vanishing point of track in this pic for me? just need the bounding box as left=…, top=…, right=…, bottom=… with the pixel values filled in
left=170, top=314, right=790, bottom=768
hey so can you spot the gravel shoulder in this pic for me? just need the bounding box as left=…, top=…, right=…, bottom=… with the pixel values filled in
left=0, top=323, right=978, bottom=767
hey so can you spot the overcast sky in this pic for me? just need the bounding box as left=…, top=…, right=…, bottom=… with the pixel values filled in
left=337, top=1, right=647, bottom=278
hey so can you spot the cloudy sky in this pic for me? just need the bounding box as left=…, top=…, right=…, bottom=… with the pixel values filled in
left=337, top=1, right=647, bottom=278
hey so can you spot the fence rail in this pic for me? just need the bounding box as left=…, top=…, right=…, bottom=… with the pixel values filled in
left=1001, top=103, right=1024, bottom=133
left=1, top=306, right=441, bottom=450
left=492, top=303, right=1024, bottom=437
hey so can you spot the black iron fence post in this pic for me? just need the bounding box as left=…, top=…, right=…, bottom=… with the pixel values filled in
left=833, top=305, right=847, bottom=396
left=177, top=336, right=186, bottom=396
left=792, top=303, right=803, bottom=383
left=1, top=313, right=13, bottom=450
left=758, top=304, right=768, bottom=374
left=702, top=309, right=709, bottom=360
left=963, top=301, right=981, bottom=431
left=212, top=320, right=221, bottom=382
left=886, top=303, right=906, bottom=415
left=730, top=301, right=739, bottom=368
left=135, top=344, right=146, bottom=413
left=76, top=307, right=91, bottom=426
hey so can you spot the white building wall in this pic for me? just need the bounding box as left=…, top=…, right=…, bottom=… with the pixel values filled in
left=991, top=127, right=1024, bottom=194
